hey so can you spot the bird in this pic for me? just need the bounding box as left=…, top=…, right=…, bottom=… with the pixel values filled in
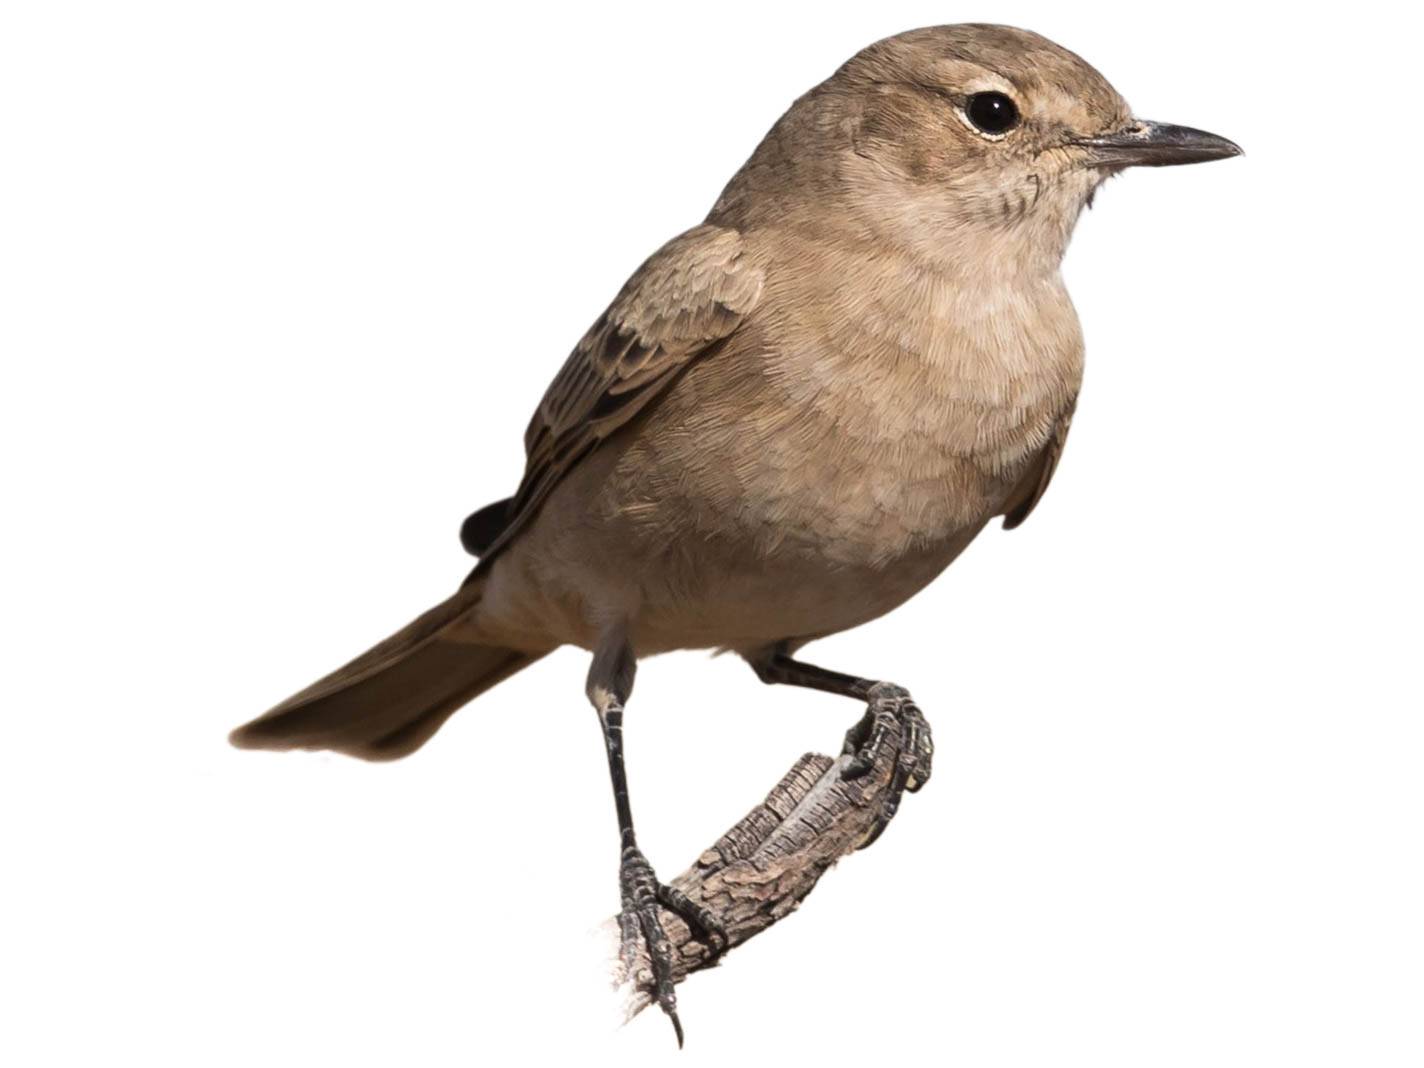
left=231, top=23, right=1241, bottom=1044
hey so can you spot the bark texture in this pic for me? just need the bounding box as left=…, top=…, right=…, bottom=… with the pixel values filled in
left=608, top=735, right=911, bottom=1020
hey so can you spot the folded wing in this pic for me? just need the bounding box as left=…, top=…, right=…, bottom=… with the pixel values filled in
left=464, top=224, right=763, bottom=563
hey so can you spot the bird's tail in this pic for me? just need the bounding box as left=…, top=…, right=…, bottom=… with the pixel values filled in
left=229, top=573, right=546, bottom=761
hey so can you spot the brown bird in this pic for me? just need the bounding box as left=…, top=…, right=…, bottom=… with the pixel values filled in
left=231, top=23, right=1240, bottom=1042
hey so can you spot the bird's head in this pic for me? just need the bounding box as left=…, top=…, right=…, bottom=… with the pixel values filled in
left=713, top=24, right=1240, bottom=274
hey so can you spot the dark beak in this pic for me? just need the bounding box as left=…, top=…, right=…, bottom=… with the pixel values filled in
left=1074, top=120, right=1242, bottom=168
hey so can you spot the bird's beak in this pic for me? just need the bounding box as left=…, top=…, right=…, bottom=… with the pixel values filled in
left=1073, top=120, right=1242, bottom=168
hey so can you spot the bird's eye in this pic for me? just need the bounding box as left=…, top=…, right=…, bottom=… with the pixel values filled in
left=965, top=92, right=1020, bottom=136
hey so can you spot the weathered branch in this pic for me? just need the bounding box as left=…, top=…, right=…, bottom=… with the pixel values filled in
left=606, top=731, right=912, bottom=1021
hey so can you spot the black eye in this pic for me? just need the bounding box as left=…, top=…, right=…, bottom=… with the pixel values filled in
left=965, top=91, right=1020, bottom=135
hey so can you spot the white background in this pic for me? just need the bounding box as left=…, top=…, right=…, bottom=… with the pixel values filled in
left=3, top=2, right=1420, bottom=1064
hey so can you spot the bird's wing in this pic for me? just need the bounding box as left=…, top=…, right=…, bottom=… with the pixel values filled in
left=1002, top=404, right=1075, bottom=530
left=469, top=224, right=763, bottom=563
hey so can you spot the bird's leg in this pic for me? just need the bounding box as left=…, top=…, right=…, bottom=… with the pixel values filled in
left=587, top=633, right=726, bottom=1047
left=750, top=645, right=934, bottom=847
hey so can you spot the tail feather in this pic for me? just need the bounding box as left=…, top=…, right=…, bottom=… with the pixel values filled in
left=230, top=578, right=545, bottom=761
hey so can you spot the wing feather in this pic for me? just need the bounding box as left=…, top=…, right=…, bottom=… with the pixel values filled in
left=1002, top=404, right=1075, bottom=530
left=472, top=224, right=762, bottom=562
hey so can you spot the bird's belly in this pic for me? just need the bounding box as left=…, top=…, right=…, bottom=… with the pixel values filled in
left=628, top=516, right=989, bottom=653
left=595, top=393, right=1045, bottom=652
left=483, top=425, right=1004, bottom=655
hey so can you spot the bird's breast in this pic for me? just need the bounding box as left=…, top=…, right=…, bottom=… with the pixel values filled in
left=724, top=253, right=1084, bottom=569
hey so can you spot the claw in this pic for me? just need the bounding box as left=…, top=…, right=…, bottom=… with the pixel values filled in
left=618, top=846, right=723, bottom=1045
left=838, top=682, right=933, bottom=845
left=656, top=882, right=729, bottom=960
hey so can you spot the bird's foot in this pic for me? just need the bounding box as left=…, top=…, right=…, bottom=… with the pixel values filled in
left=840, top=682, right=934, bottom=846
left=617, top=845, right=728, bottom=1047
